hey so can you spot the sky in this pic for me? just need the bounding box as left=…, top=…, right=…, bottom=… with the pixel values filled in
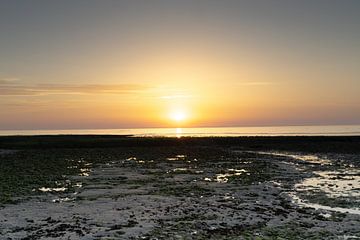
left=0, top=0, right=359, bottom=130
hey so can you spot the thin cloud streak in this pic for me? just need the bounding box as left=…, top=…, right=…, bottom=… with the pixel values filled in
left=237, top=81, right=278, bottom=86
left=0, top=78, right=20, bottom=84
left=0, top=83, right=149, bottom=96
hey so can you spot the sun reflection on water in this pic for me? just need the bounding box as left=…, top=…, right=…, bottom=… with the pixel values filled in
left=176, top=128, right=182, bottom=138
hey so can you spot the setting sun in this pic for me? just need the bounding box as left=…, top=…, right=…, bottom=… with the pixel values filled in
left=169, top=110, right=187, bottom=122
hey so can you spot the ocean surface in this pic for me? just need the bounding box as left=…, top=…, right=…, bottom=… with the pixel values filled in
left=0, top=125, right=359, bottom=137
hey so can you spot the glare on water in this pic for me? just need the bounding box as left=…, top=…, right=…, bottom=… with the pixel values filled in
left=1, top=125, right=359, bottom=137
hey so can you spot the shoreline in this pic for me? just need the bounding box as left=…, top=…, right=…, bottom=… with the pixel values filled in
left=1, top=135, right=360, bottom=153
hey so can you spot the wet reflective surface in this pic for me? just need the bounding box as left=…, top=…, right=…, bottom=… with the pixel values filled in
left=258, top=151, right=360, bottom=214
left=0, top=146, right=359, bottom=239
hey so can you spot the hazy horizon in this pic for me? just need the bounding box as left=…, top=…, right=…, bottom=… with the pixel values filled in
left=1, top=0, right=359, bottom=130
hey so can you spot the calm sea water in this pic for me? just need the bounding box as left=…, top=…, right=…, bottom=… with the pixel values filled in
left=0, top=125, right=359, bottom=137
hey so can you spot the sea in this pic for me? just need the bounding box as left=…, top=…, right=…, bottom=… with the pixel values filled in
left=0, top=125, right=359, bottom=137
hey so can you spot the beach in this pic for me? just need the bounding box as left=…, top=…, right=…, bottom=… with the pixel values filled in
left=2, top=0, right=359, bottom=238
left=0, top=136, right=360, bottom=239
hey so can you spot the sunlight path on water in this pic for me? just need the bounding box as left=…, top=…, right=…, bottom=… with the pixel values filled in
left=1, top=125, right=359, bottom=136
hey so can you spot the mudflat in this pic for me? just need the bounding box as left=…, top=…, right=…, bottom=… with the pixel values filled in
left=0, top=136, right=359, bottom=239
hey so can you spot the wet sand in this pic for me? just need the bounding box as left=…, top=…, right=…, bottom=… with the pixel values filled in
left=0, top=136, right=359, bottom=239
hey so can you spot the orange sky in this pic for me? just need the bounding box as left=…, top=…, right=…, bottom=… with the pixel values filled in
left=0, top=1, right=359, bottom=130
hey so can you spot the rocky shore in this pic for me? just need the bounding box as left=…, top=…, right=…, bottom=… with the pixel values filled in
left=0, top=136, right=359, bottom=239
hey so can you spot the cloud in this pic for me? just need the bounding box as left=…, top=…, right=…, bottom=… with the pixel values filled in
left=237, top=81, right=277, bottom=86
left=0, top=83, right=148, bottom=96
left=0, top=78, right=19, bottom=84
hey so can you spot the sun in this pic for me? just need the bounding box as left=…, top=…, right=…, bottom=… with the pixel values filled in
left=169, top=110, right=187, bottom=122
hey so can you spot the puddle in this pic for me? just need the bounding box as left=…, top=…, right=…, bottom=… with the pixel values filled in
left=290, top=193, right=360, bottom=215
left=52, top=197, right=75, bottom=203
left=223, top=193, right=235, bottom=200
left=79, top=168, right=91, bottom=177
left=215, top=169, right=247, bottom=183
left=252, top=151, right=360, bottom=215
left=172, top=168, right=189, bottom=172
left=296, top=170, right=360, bottom=198
left=267, top=151, right=360, bottom=215
left=38, top=187, right=66, bottom=192
left=250, top=151, right=332, bottom=165
left=166, top=155, right=187, bottom=161
left=126, top=157, right=145, bottom=164
left=223, top=196, right=235, bottom=200
left=340, top=236, right=360, bottom=240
